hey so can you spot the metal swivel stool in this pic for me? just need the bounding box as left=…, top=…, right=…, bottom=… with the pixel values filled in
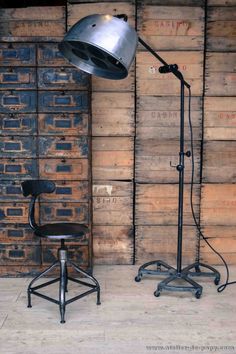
left=21, top=180, right=101, bottom=323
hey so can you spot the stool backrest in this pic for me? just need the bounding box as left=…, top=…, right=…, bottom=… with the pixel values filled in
left=21, top=180, right=55, bottom=197
left=21, top=180, right=56, bottom=231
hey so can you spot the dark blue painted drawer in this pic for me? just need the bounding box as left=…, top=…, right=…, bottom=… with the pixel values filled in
left=0, top=114, right=37, bottom=135
left=38, top=113, right=88, bottom=135
left=38, top=91, right=88, bottom=112
left=0, top=91, right=36, bottom=113
left=37, top=43, right=66, bottom=66
left=0, top=43, right=36, bottom=66
left=37, top=67, right=90, bottom=90
left=0, top=180, right=26, bottom=200
left=39, top=181, right=89, bottom=202
left=0, top=158, right=38, bottom=180
left=0, top=244, right=41, bottom=265
left=40, top=202, right=89, bottom=223
left=38, top=136, right=88, bottom=158
left=0, top=67, right=36, bottom=89
left=0, top=137, right=36, bottom=157
left=39, top=158, right=88, bottom=180
left=0, top=202, right=28, bottom=223
left=0, top=223, right=37, bottom=243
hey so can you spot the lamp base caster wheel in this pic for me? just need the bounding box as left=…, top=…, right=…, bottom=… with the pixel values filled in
left=195, top=290, right=202, bottom=299
left=135, top=275, right=142, bottom=282
left=154, top=290, right=161, bottom=297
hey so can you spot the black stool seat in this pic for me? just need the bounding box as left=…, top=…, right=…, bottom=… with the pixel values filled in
left=35, top=223, right=88, bottom=240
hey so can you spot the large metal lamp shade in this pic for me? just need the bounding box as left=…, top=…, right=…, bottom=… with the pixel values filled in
left=58, top=14, right=138, bottom=80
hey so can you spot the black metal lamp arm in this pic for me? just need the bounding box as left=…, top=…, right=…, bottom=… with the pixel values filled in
left=138, top=37, right=190, bottom=89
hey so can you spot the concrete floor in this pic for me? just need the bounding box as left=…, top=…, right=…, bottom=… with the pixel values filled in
left=0, top=265, right=236, bottom=354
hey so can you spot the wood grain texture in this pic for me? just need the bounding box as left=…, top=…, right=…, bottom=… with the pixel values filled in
left=137, top=51, right=203, bottom=96
left=68, top=2, right=135, bottom=28
left=93, top=181, right=133, bottom=225
left=202, top=141, right=236, bottom=182
left=136, top=139, right=200, bottom=183
left=137, top=96, right=202, bottom=140
left=92, top=137, right=134, bottom=180
left=136, top=184, right=200, bottom=226
left=0, top=7, right=65, bottom=41
left=200, top=226, right=236, bottom=265
left=138, top=5, right=204, bottom=50
left=204, top=97, right=236, bottom=140
left=136, top=225, right=197, bottom=265
left=207, top=7, right=236, bottom=51
left=205, top=53, right=236, bottom=96
left=93, top=225, right=133, bottom=264
left=201, top=184, right=236, bottom=226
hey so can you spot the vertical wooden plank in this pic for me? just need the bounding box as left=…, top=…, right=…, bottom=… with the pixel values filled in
left=135, top=1, right=204, bottom=265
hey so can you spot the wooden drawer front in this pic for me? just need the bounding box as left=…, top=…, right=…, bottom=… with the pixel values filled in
left=0, top=43, right=36, bottom=66
left=39, top=158, right=88, bottom=180
left=40, top=181, right=89, bottom=202
left=38, top=113, right=88, bottom=135
left=38, top=91, right=88, bottom=113
left=38, top=136, right=88, bottom=158
left=0, top=244, right=41, bottom=265
left=93, top=225, right=133, bottom=265
left=0, top=203, right=29, bottom=223
left=38, top=68, right=90, bottom=90
left=0, top=223, right=37, bottom=243
left=0, top=158, right=38, bottom=180
left=0, top=91, right=36, bottom=113
left=0, top=67, right=36, bottom=89
left=0, top=180, right=26, bottom=201
left=0, top=137, right=36, bottom=157
left=0, top=114, right=37, bottom=135
left=40, top=202, right=89, bottom=224
left=136, top=184, right=200, bottom=226
left=138, top=5, right=204, bottom=50
left=42, top=244, right=89, bottom=266
left=37, top=43, right=69, bottom=66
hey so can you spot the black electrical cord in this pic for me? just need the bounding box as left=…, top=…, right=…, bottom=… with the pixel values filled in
left=187, top=86, right=236, bottom=292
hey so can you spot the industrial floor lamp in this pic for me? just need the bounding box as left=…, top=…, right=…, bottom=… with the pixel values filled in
left=59, top=14, right=220, bottom=298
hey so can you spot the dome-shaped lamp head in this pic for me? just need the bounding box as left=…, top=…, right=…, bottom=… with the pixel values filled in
left=58, top=14, right=138, bottom=80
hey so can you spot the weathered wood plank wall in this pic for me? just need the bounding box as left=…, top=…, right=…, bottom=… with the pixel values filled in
left=201, top=0, right=236, bottom=265
left=0, top=0, right=236, bottom=275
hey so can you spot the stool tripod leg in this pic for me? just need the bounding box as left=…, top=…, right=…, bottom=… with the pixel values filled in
left=27, top=261, right=59, bottom=308
left=59, top=259, right=66, bottom=324
left=69, top=261, right=101, bottom=305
